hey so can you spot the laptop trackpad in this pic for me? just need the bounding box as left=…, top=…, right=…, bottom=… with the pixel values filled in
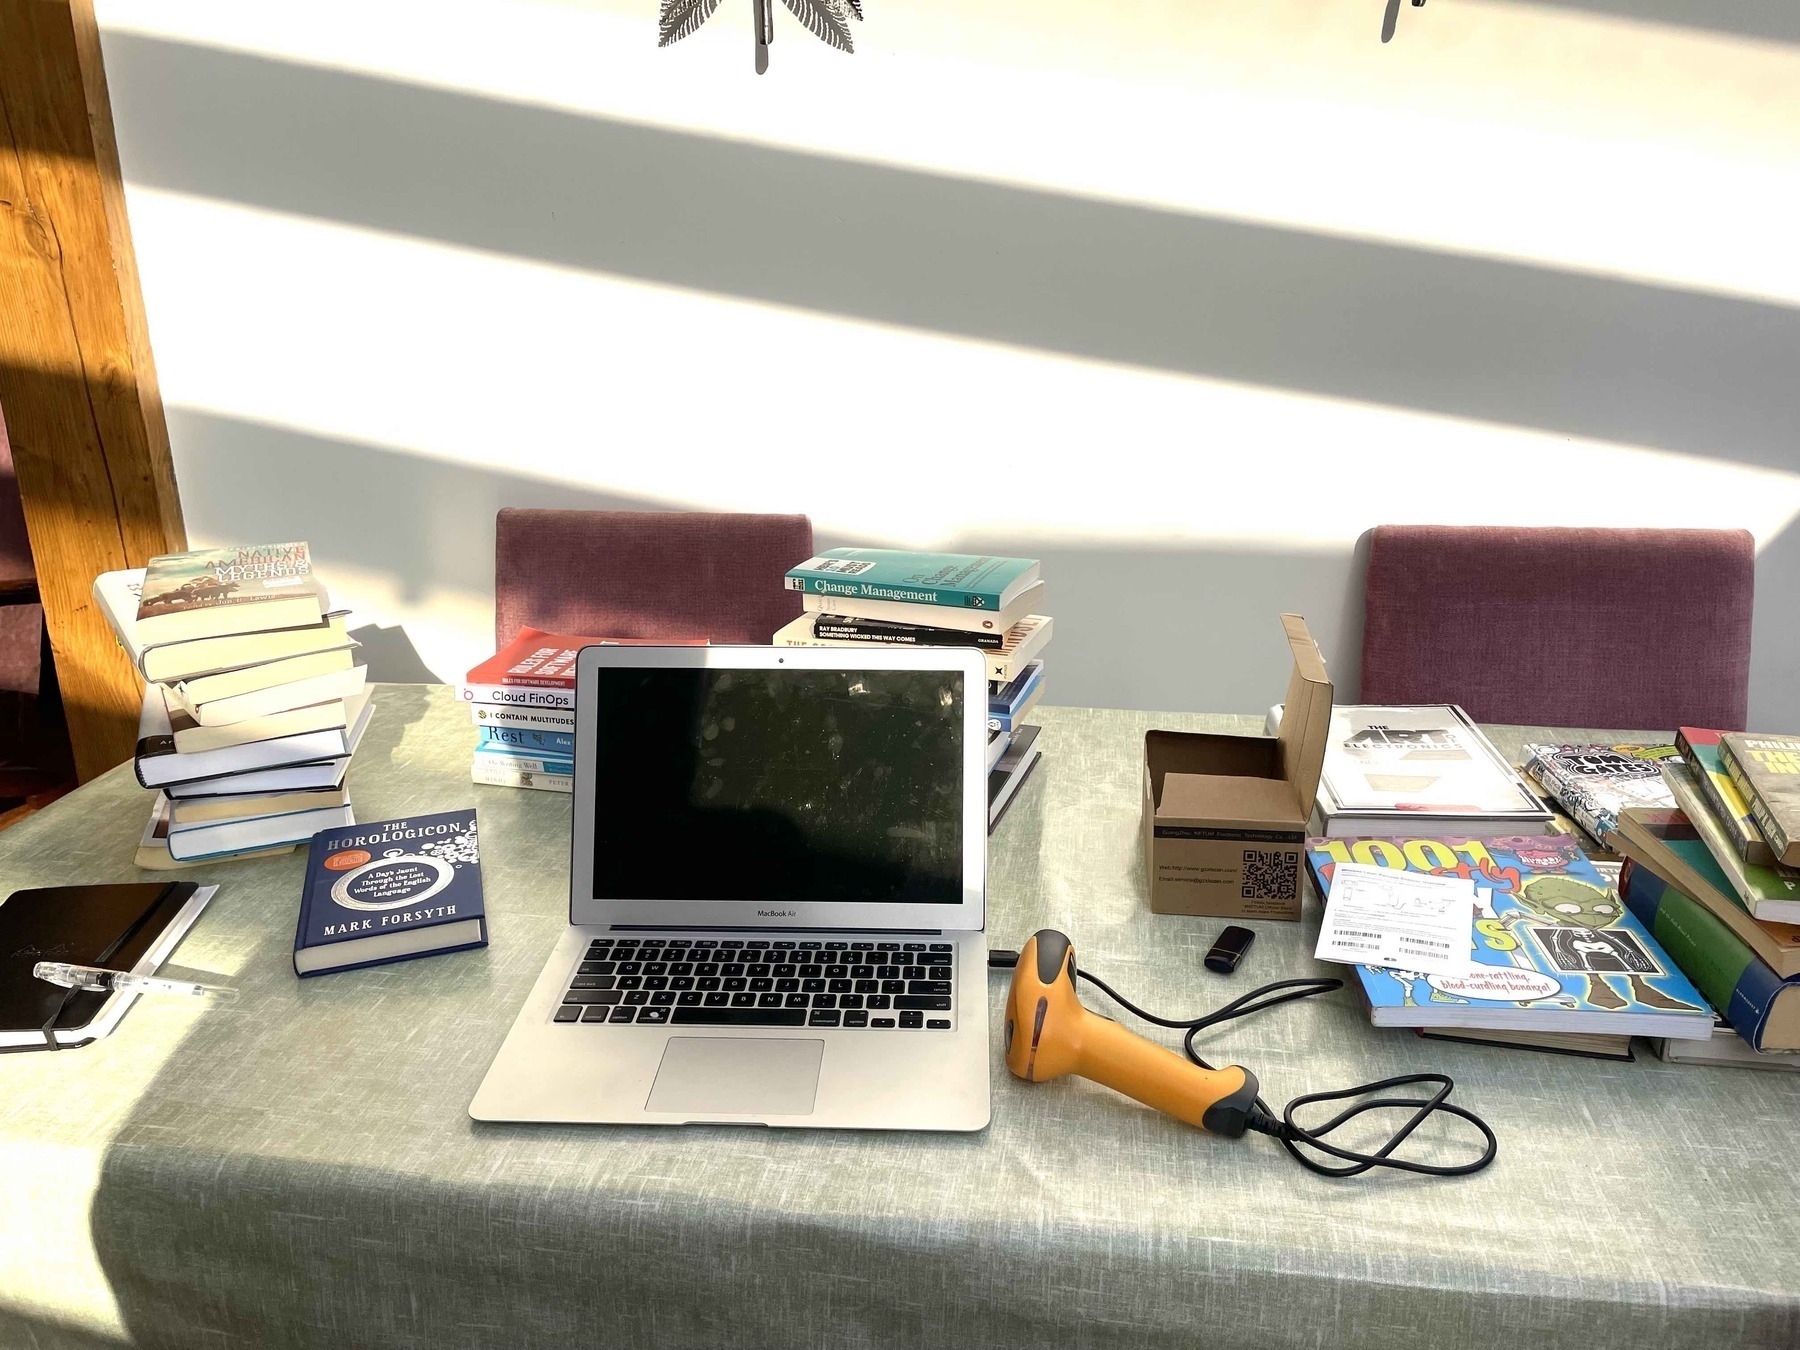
left=645, top=1037, right=825, bottom=1116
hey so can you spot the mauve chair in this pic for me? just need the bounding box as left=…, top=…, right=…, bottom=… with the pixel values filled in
left=1360, top=525, right=1755, bottom=730
left=493, top=508, right=814, bottom=648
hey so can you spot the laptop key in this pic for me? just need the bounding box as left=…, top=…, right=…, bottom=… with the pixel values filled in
left=881, top=980, right=906, bottom=995
left=866, top=995, right=892, bottom=1010
left=723, top=978, right=748, bottom=992
left=802, top=979, right=825, bottom=993
left=677, top=992, right=703, bottom=1006
left=851, top=966, right=875, bottom=980
left=919, top=952, right=952, bottom=966
left=775, top=978, right=800, bottom=992
left=560, top=990, right=614, bottom=1004
left=570, top=976, right=612, bottom=990
left=895, top=995, right=952, bottom=1011
left=927, top=1019, right=952, bottom=1029
left=812, top=994, right=837, bottom=1009
left=578, top=961, right=615, bottom=976
left=871, top=1017, right=896, bottom=1028
left=825, top=965, right=849, bottom=979
left=697, top=977, right=722, bottom=991
left=730, top=992, right=757, bottom=1007
left=554, top=1005, right=583, bottom=1022
left=749, top=978, right=774, bottom=992
left=899, top=1011, right=924, bottom=1028
left=625, top=991, right=650, bottom=1006
left=839, top=995, right=864, bottom=1010
left=643, top=977, right=669, bottom=991
left=703, top=992, right=730, bottom=1007
left=651, top=991, right=678, bottom=1006
left=800, top=965, right=824, bottom=979
left=854, top=980, right=879, bottom=994
left=828, top=979, right=852, bottom=994
left=808, top=1010, right=843, bottom=1027
left=672, top=1008, right=806, bottom=1027
left=930, top=943, right=953, bottom=952
left=609, top=1006, right=638, bottom=1023
left=747, top=964, right=772, bottom=978
left=581, top=1006, right=610, bottom=1023
left=908, top=981, right=952, bottom=996
left=773, top=964, right=797, bottom=978
left=785, top=993, right=810, bottom=1008
left=637, top=1007, right=670, bottom=1025
left=757, top=993, right=783, bottom=1008
left=843, top=1010, right=870, bottom=1027
left=877, top=942, right=899, bottom=951
left=670, top=977, right=695, bottom=991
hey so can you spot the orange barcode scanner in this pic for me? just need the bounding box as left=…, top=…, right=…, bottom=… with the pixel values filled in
left=999, top=929, right=1500, bottom=1176
left=1004, top=929, right=1261, bottom=1136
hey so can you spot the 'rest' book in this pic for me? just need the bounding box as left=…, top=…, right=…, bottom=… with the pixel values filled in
left=295, top=809, right=487, bottom=976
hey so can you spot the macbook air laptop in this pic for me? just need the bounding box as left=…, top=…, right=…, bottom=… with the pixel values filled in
left=470, top=644, right=991, bottom=1131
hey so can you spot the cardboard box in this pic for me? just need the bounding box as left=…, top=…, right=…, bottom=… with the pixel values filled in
left=1143, top=615, right=1332, bottom=920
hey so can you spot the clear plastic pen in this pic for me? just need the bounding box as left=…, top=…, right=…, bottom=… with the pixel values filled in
left=32, top=962, right=238, bottom=1002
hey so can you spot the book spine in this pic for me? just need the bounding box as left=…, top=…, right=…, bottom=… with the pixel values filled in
left=1620, top=860, right=1782, bottom=1051
left=810, top=617, right=1003, bottom=649
left=1677, top=730, right=1765, bottom=866
left=477, top=727, right=576, bottom=757
left=1722, top=739, right=1796, bottom=864
left=785, top=574, right=1002, bottom=609
left=473, top=749, right=571, bottom=775
left=467, top=703, right=576, bottom=731
left=471, top=759, right=574, bottom=792
left=458, top=682, right=575, bottom=710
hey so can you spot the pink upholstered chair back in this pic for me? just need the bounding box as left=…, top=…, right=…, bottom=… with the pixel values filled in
left=1360, top=525, right=1755, bottom=730
left=493, top=509, right=814, bottom=648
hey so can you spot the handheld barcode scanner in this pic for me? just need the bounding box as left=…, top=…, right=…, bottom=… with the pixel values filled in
left=1004, top=930, right=1261, bottom=1137
left=1000, top=929, right=1500, bottom=1177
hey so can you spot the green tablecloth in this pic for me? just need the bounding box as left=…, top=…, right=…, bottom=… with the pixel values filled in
left=2, top=686, right=1797, bottom=1349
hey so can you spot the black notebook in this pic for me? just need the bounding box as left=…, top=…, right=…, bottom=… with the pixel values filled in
left=0, top=882, right=214, bottom=1052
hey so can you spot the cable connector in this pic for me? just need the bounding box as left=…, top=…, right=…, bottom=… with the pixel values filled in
left=987, top=949, right=1020, bottom=969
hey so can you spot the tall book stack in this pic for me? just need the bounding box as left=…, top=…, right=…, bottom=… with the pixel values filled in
left=1610, top=730, right=1800, bottom=1069
left=460, top=628, right=583, bottom=793
left=772, top=549, right=1051, bottom=831
left=94, top=543, right=370, bottom=867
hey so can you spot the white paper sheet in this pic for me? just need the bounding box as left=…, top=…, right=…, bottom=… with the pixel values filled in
left=1314, top=863, right=1476, bottom=975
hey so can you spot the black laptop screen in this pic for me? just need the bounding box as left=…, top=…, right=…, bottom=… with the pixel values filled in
left=586, top=667, right=965, bottom=904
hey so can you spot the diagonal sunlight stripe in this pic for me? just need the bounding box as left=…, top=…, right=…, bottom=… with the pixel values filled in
left=93, top=0, right=1800, bottom=307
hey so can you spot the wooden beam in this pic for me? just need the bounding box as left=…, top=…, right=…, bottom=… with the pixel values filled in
left=0, top=0, right=184, bottom=780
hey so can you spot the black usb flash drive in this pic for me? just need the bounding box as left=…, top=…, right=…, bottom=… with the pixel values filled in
left=1204, top=925, right=1256, bottom=974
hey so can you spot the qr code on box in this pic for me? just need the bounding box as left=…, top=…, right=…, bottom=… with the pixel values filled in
left=1241, top=850, right=1297, bottom=901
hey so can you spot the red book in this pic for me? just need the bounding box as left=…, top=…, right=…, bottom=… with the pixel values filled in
left=458, top=627, right=705, bottom=709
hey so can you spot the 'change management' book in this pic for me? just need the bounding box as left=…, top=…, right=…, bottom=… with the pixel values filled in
left=295, top=809, right=487, bottom=976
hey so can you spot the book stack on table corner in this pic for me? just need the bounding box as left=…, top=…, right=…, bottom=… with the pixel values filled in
left=94, top=542, right=369, bottom=867
left=772, top=548, right=1050, bottom=831
left=1608, top=728, right=1800, bottom=1074
left=460, top=627, right=582, bottom=793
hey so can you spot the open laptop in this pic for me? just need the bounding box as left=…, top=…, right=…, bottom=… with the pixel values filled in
left=470, top=644, right=991, bottom=1131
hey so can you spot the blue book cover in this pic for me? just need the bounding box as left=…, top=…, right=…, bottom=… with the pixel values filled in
left=783, top=549, right=1039, bottom=611
left=1305, top=834, right=1710, bottom=1033
left=989, top=660, right=1044, bottom=715
left=471, top=746, right=572, bottom=776
left=294, top=809, right=487, bottom=977
left=477, top=725, right=576, bottom=758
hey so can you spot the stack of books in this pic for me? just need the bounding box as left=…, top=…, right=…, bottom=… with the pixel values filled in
left=460, top=628, right=583, bottom=793
left=1610, top=727, right=1800, bottom=1068
left=94, top=543, right=369, bottom=867
left=772, top=549, right=1052, bottom=830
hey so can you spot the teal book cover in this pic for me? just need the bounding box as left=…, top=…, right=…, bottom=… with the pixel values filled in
left=783, top=549, right=1038, bottom=610
left=1305, top=834, right=1709, bottom=1029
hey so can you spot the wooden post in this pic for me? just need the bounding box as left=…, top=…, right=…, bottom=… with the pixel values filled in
left=0, top=0, right=185, bottom=779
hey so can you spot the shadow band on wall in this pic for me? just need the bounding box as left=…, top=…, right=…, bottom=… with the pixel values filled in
left=84, top=32, right=1800, bottom=477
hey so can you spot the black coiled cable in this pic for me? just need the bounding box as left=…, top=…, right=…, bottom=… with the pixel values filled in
left=1073, top=967, right=1498, bottom=1179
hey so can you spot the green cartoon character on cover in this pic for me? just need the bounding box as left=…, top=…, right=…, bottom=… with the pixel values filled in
left=1510, top=875, right=1701, bottom=1013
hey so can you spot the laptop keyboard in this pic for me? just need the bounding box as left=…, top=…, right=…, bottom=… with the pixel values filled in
left=552, top=937, right=956, bottom=1031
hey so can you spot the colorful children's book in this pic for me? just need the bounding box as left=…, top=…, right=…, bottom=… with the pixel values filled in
left=1304, top=834, right=1712, bottom=1039
left=1620, top=859, right=1800, bottom=1052
left=1677, top=727, right=1780, bottom=868
left=783, top=549, right=1040, bottom=611
left=1521, top=743, right=1679, bottom=847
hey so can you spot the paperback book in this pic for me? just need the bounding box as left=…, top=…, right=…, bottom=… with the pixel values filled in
left=1660, top=764, right=1800, bottom=924
left=477, top=726, right=576, bottom=758
left=1521, top=742, right=1679, bottom=847
left=800, top=582, right=1046, bottom=637
left=471, top=748, right=572, bottom=777
left=1676, top=727, right=1778, bottom=868
left=1305, top=834, right=1711, bottom=1039
left=471, top=759, right=573, bottom=793
left=783, top=549, right=1041, bottom=611
left=773, top=613, right=1052, bottom=684
left=1720, top=734, right=1800, bottom=868
left=295, top=809, right=487, bottom=976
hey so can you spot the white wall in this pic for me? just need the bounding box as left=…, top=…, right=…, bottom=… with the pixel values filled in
left=94, top=0, right=1800, bottom=721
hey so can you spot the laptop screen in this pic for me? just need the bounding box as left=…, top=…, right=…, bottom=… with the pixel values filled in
left=585, top=666, right=965, bottom=904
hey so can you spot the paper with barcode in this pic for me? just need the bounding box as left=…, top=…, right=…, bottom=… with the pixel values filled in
left=1314, top=863, right=1477, bottom=975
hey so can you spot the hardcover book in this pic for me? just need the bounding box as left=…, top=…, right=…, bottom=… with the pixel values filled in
left=169, top=802, right=355, bottom=863
left=1614, top=803, right=1800, bottom=977
left=1720, top=734, right=1800, bottom=868
left=1620, top=859, right=1800, bottom=1052
left=135, top=686, right=372, bottom=789
left=137, top=796, right=296, bottom=869
left=95, top=566, right=352, bottom=682
left=136, top=543, right=328, bottom=645
left=1521, top=743, right=1678, bottom=847
left=1677, top=727, right=1780, bottom=869
left=295, top=809, right=487, bottom=976
left=470, top=759, right=573, bottom=793
left=1304, top=834, right=1711, bottom=1039
left=783, top=549, right=1040, bottom=611
left=772, top=613, right=1051, bottom=683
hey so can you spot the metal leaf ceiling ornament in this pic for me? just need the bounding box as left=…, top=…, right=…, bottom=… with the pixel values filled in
left=659, top=0, right=859, bottom=73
